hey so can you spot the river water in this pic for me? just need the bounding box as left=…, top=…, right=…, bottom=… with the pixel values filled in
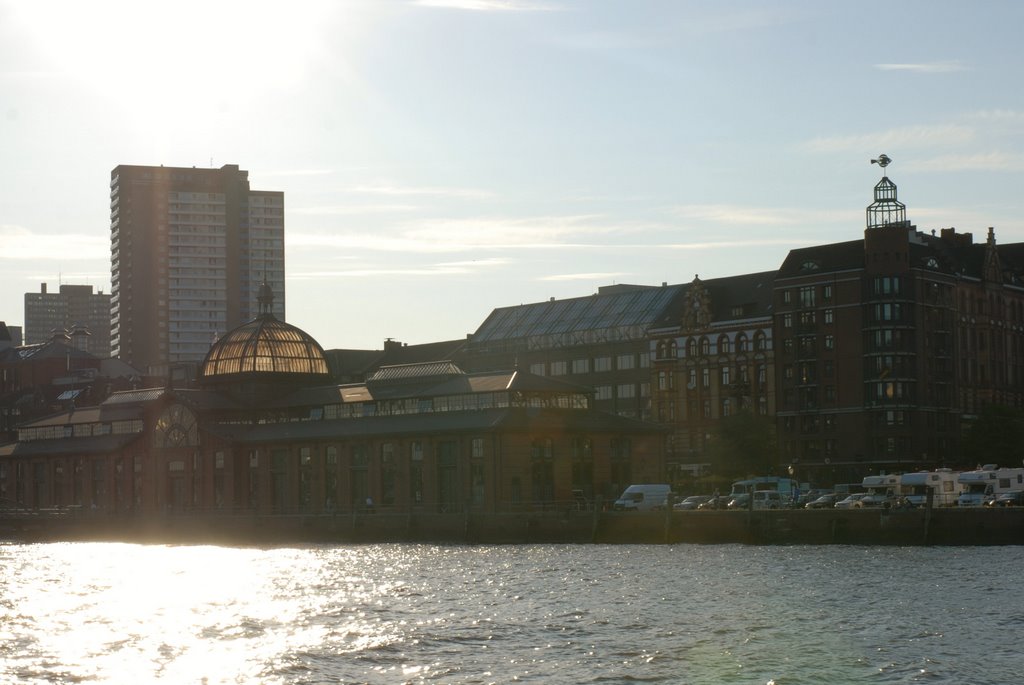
left=1, top=542, right=1021, bottom=684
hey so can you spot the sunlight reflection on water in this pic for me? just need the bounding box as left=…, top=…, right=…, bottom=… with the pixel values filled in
left=2, top=542, right=1023, bottom=684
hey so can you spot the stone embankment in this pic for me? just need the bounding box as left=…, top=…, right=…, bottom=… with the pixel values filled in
left=3, top=507, right=1024, bottom=546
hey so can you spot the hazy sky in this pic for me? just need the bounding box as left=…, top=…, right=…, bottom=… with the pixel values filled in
left=4, top=0, right=1024, bottom=351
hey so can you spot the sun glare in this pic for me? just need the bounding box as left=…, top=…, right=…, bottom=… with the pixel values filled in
left=12, top=1, right=339, bottom=113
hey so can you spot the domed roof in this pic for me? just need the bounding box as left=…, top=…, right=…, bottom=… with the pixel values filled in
left=199, top=314, right=330, bottom=382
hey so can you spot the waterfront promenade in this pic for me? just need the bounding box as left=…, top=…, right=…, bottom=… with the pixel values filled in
left=3, top=506, right=1023, bottom=546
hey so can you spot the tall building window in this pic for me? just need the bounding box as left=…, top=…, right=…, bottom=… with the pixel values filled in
left=799, top=286, right=816, bottom=308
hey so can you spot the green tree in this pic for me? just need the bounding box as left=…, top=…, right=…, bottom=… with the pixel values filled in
left=706, top=409, right=778, bottom=479
left=961, top=404, right=1024, bottom=468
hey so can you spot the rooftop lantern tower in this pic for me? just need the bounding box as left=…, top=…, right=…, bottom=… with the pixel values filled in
left=866, top=154, right=907, bottom=229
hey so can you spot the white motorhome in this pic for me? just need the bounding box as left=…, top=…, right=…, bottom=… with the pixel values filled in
left=899, top=469, right=962, bottom=507
left=613, top=484, right=673, bottom=512
left=957, top=466, right=1024, bottom=507
left=860, top=474, right=901, bottom=507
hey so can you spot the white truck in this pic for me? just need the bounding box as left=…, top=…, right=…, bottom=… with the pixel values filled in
left=957, top=466, right=1024, bottom=507
left=613, top=484, right=673, bottom=512
left=899, top=469, right=962, bottom=507
left=860, top=474, right=901, bottom=507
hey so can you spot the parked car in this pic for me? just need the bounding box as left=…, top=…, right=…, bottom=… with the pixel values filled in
left=986, top=491, right=1024, bottom=507
left=674, top=495, right=711, bottom=511
left=697, top=496, right=730, bottom=510
left=726, top=494, right=751, bottom=510
left=835, top=493, right=869, bottom=509
left=805, top=493, right=842, bottom=509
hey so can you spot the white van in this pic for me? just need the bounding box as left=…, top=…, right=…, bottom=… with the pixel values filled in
left=613, top=484, right=672, bottom=512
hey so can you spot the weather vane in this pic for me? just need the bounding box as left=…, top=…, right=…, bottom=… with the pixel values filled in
left=871, top=154, right=891, bottom=169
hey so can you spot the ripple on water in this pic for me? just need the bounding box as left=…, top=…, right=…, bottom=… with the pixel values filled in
left=1, top=543, right=1023, bottom=684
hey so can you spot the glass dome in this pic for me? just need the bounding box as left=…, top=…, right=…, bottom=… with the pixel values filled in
left=199, top=315, right=330, bottom=381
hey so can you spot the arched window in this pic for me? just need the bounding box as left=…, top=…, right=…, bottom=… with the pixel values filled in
left=736, top=333, right=749, bottom=352
left=700, top=337, right=710, bottom=356
left=718, top=335, right=731, bottom=354
left=686, top=338, right=698, bottom=358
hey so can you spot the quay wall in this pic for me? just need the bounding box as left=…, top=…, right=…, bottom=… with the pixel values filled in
left=3, top=508, right=1024, bottom=546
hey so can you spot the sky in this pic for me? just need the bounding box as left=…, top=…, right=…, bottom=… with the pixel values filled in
left=4, top=0, right=1024, bottom=351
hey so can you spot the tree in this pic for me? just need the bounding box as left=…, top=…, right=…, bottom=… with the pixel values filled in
left=961, top=404, right=1024, bottom=468
left=706, top=409, right=778, bottom=479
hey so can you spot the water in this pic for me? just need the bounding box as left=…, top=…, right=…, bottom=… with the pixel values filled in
left=2, top=542, right=1021, bottom=684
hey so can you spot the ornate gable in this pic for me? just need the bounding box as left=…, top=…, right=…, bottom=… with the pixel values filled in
left=681, top=275, right=712, bottom=332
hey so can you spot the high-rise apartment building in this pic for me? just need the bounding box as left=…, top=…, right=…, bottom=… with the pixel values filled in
left=24, top=283, right=112, bottom=357
left=109, top=164, right=284, bottom=374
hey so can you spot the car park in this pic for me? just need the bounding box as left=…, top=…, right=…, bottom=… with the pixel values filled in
left=835, top=493, right=869, bottom=509
left=805, top=493, right=842, bottom=509
left=986, top=491, right=1024, bottom=507
left=726, top=494, right=751, bottom=510
left=673, top=495, right=711, bottom=510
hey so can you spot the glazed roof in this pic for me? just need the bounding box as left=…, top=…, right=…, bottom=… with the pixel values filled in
left=199, top=314, right=330, bottom=381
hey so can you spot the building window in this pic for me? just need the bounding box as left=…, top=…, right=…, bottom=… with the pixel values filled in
left=823, top=284, right=833, bottom=302
left=571, top=438, right=593, bottom=500
left=594, top=356, right=612, bottom=372
left=736, top=333, right=749, bottom=352
left=824, top=309, right=834, bottom=325
left=617, top=384, right=636, bottom=399
left=702, top=368, right=710, bottom=388
left=572, top=358, right=589, bottom=374
left=595, top=386, right=613, bottom=400
left=873, top=276, right=901, bottom=296
left=471, top=437, right=484, bottom=458
left=531, top=438, right=555, bottom=505
left=530, top=362, right=546, bottom=376
left=718, top=336, right=731, bottom=354
left=799, top=286, right=816, bottom=308
left=783, top=313, right=793, bottom=328
left=721, top=398, right=732, bottom=417
left=409, top=441, right=424, bottom=505
left=783, top=290, right=792, bottom=304
left=700, top=337, right=710, bottom=356
left=702, top=400, right=712, bottom=418
left=721, top=366, right=730, bottom=386
left=380, top=443, right=396, bottom=506
left=824, top=335, right=835, bottom=350
left=550, top=361, right=567, bottom=376
left=616, top=354, right=635, bottom=370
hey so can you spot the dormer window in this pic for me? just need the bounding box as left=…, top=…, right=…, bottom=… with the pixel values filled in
left=801, top=260, right=820, bottom=271
left=925, top=257, right=939, bottom=269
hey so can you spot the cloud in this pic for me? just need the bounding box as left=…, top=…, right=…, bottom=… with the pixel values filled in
left=0, top=225, right=107, bottom=261
left=804, top=124, right=976, bottom=153
left=539, top=272, right=628, bottom=282
left=292, top=204, right=422, bottom=215
left=672, top=204, right=861, bottom=226
left=341, top=184, right=495, bottom=199
left=904, top=152, right=1024, bottom=172
left=414, top=0, right=556, bottom=10
left=874, top=60, right=968, bottom=73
